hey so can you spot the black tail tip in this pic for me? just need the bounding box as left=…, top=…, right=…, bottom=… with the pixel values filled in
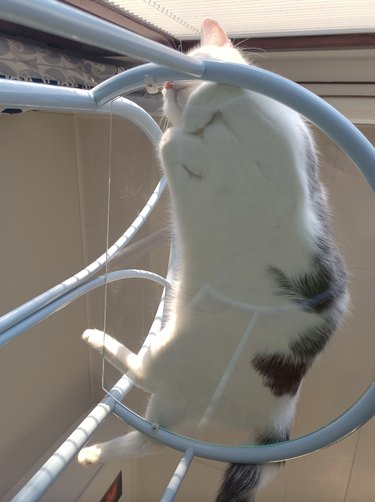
left=215, top=463, right=261, bottom=502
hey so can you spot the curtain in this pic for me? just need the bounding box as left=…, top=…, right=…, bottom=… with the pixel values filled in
left=0, top=34, right=126, bottom=113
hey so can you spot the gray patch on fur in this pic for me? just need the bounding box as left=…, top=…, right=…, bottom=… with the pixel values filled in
left=269, top=262, right=340, bottom=314
left=267, top=127, right=348, bottom=362
left=301, top=125, right=347, bottom=309
left=290, top=318, right=339, bottom=359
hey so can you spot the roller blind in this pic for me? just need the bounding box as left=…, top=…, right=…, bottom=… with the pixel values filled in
left=105, top=0, right=375, bottom=39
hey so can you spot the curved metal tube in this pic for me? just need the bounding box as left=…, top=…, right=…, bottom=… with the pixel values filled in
left=0, top=79, right=162, bottom=142
left=11, top=275, right=170, bottom=502
left=0, top=270, right=170, bottom=346
left=0, top=0, right=374, bottom=494
left=92, top=63, right=199, bottom=104
left=0, top=0, right=204, bottom=77
left=113, top=381, right=375, bottom=463
left=1, top=52, right=374, bottom=466
left=91, top=52, right=375, bottom=468
left=94, top=61, right=375, bottom=191
left=0, top=92, right=165, bottom=338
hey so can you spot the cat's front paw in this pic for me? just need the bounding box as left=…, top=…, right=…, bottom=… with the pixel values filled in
left=78, top=445, right=102, bottom=465
left=82, top=329, right=105, bottom=351
left=182, top=107, right=214, bottom=134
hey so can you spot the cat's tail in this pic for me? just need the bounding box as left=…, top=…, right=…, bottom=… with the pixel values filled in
left=216, top=462, right=281, bottom=502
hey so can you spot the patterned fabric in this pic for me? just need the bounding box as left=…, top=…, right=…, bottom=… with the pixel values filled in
left=0, top=34, right=126, bottom=112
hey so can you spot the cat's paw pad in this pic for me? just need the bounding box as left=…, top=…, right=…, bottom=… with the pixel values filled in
left=78, top=445, right=102, bottom=465
left=82, top=329, right=105, bottom=350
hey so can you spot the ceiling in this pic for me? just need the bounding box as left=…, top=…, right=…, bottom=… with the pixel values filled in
left=105, top=0, right=375, bottom=40
left=0, top=0, right=374, bottom=63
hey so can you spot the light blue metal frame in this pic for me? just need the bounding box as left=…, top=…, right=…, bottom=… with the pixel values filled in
left=11, top=285, right=170, bottom=502
left=0, top=0, right=374, bottom=501
left=0, top=92, right=164, bottom=338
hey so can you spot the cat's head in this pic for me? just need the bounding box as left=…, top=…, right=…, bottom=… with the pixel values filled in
left=163, top=19, right=247, bottom=126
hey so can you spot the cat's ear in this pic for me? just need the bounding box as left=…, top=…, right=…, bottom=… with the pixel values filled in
left=201, top=19, right=232, bottom=47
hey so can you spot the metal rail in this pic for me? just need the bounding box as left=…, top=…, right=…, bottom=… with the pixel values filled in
left=0, top=91, right=165, bottom=339
left=0, top=0, right=374, bottom=500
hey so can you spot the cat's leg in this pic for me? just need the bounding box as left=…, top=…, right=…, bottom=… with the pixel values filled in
left=82, top=329, right=144, bottom=387
left=78, top=393, right=167, bottom=465
left=181, top=83, right=244, bottom=134
left=78, top=430, right=162, bottom=465
left=78, top=392, right=187, bottom=465
left=160, top=127, right=211, bottom=178
left=161, top=87, right=245, bottom=180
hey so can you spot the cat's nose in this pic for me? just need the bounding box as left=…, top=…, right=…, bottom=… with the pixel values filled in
left=165, top=81, right=174, bottom=89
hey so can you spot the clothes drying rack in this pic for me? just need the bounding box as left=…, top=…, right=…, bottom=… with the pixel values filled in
left=0, top=1, right=375, bottom=501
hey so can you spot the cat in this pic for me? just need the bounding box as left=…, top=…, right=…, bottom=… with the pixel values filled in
left=78, top=19, right=348, bottom=502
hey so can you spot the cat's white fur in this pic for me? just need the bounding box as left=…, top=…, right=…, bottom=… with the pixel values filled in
left=78, top=19, right=346, bottom=500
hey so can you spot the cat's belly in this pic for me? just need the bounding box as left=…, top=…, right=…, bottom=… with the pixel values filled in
left=139, top=308, right=307, bottom=440
left=143, top=363, right=296, bottom=445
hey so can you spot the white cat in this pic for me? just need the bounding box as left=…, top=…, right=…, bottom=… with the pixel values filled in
left=78, top=19, right=348, bottom=502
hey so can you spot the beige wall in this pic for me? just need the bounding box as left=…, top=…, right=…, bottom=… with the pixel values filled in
left=0, top=112, right=90, bottom=498
left=0, top=109, right=374, bottom=501
left=0, top=110, right=169, bottom=501
left=73, top=113, right=169, bottom=396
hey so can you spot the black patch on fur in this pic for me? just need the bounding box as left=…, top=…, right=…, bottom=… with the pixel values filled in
left=216, top=463, right=261, bottom=502
left=252, top=353, right=311, bottom=397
